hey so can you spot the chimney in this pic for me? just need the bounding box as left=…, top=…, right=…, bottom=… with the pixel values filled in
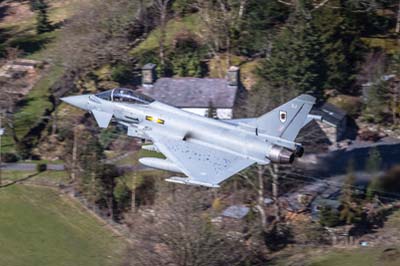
left=227, top=66, right=240, bottom=87
left=142, top=63, right=157, bottom=86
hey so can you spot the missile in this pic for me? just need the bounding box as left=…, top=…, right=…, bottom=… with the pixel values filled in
left=139, top=157, right=182, bottom=173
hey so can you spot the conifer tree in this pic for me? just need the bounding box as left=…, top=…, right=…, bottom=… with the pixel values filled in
left=34, top=0, right=52, bottom=34
left=313, top=4, right=365, bottom=93
left=340, top=160, right=362, bottom=224
left=206, top=101, right=218, bottom=119
left=366, top=147, right=382, bottom=200
left=365, top=79, right=389, bottom=122
left=256, top=0, right=326, bottom=103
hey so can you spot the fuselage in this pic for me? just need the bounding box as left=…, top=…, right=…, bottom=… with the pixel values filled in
left=89, top=94, right=273, bottom=164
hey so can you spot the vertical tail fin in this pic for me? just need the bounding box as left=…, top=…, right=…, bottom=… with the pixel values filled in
left=256, top=94, right=316, bottom=141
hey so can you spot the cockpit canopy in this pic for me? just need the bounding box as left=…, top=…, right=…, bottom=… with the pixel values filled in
left=95, top=88, right=154, bottom=104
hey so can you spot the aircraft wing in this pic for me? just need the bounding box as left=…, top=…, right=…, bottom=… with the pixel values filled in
left=146, top=131, right=255, bottom=188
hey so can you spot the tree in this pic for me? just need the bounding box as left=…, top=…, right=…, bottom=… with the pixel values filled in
left=319, top=205, right=341, bottom=227
left=364, top=79, right=390, bottom=123
left=340, top=162, right=362, bottom=224
left=206, top=101, right=218, bottom=119
left=169, top=31, right=206, bottom=77
left=34, top=0, right=52, bottom=34
left=312, top=3, right=365, bottom=93
left=256, top=1, right=326, bottom=104
left=366, top=147, right=382, bottom=200
left=237, top=0, right=289, bottom=56
left=123, top=188, right=250, bottom=266
left=154, top=0, right=172, bottom=75
left=113, top=178, right=131, bottom=216
left=194, top=0, right=249, bottom=75
left=388, top=52, right=400, bottom=125
left=56, top=0, right=142, bottom=76
left=60, top=119, right=120, bottom=218
left=172, top=0, right=196, bottom=16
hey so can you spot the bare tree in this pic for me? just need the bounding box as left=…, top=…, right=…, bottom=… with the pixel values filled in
left=154, top=0, right=172, bottom=73
left=55, top=0, right=142, bottom=75
left=193, top=0, right=247, bottom=76
left=123, top=188, right=250, bottom=266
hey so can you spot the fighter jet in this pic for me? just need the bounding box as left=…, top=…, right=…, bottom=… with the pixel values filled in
left=61, top=88, right=321, bottom=188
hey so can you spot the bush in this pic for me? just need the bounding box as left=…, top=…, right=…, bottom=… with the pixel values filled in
left=1, top=152, right=20, bottom=163
left=16, top=137, right=35, bottom=159
left=319, top=205, right=341, bottom=227
left=111, top=64, right=134, bottom=84
left=169, top=31, right=206, bottom=77
left=36, top=163, right=47, bottom=172
left=114, top=179, right=131, bottom=214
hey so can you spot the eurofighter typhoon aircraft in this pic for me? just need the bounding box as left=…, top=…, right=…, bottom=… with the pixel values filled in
left=61, top=88, right=321, bottom=188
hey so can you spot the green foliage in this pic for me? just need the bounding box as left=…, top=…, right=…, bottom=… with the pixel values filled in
left=304, top=223, right=331, bottom=245
left=313, top=5, right=365, bottom=93
left=0, top=152, right=20, bottom=163
left=170, top=52, right=204, bottom=77
left=137, top=31, right=207, bottom=77
left=366, top=176, right=381, bottom=201
left=206, top=101, right=218, bottom=119
left=110, top=64, right=134, bottom=84
left=237, top=0, right=289, bottom=56
left=364, top=79, right=389, bottom=123
left=389, top=51, right=400, bottom=75
left=172, top=0, right=196, bottom=16
left=169, top=31, right=206, bottom=77
left=98, top=126, right=119, bottom=149
left=319, top=205, right=341, bottom=227
left=113, top=178, right=131, bottom=213
left=366, top=148, right=383, bottom=200
left=341, top=0, right=395, bottom=36
left=340, top=163, right=363, bottom=224
left=366, top=147, right=382, bottom=173
left=36, top=163, right=47, bottom=172
left=16, top=136, right=36, bottom=159
left=255, top=0, right=368, bottom=98
left=79, top=136, right=107, bottom=201
left=257, top=5, right=326, bottom=102
left=35, top=0, right=53, bottom=34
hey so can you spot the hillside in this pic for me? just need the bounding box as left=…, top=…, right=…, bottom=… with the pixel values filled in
left=0, top=0, right=400, bottom=266
left=0, top=184, right=125, bottom=266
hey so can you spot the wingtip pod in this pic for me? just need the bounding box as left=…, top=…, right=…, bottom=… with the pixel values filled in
left=297, top=94, right=316, bottom=104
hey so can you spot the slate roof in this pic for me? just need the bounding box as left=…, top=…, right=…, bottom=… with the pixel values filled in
left=311, top=102, right=347, bottom=127
left=221, top=205, right=250, bottom=219
left=138, top=77, right=238, bottom=108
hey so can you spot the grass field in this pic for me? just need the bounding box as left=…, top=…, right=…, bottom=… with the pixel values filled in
left=309, top=248, right=400, bottom=266
left=131, top=14, right=203, bottom=56
left=2, top=169, right=69, bottom=184
left=0, top=185, right=125, bottom=266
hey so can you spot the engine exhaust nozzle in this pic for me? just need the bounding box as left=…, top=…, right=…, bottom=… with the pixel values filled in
left=268, top=145, right=295, bottom=164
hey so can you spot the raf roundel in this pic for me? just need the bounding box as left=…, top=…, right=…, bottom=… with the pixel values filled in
left=279, top=111, right=287, bottom=123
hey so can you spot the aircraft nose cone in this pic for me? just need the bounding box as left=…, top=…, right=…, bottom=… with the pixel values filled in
left=61, top=95, right=91, bottom=110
